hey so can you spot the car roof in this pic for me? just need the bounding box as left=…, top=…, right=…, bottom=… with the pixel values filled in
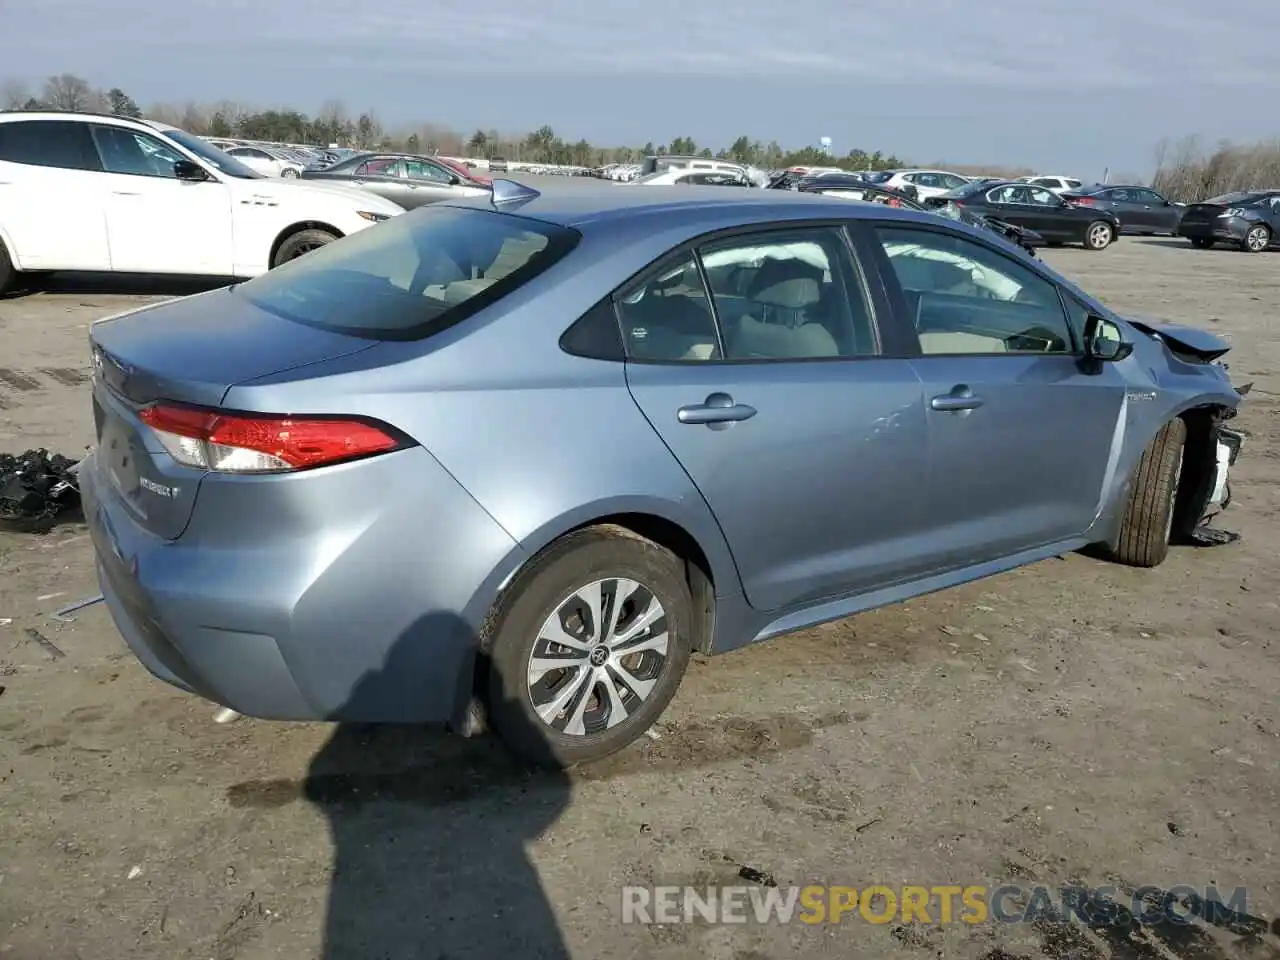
left=438, top=178, right=939, bottom=229
left=0, top=110, right=155, bottom=129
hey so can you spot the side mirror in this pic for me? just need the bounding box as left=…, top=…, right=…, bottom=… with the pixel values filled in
left=1084, top=315, right=1133, bottom=362
left=174, top=160, right=207, bottom=182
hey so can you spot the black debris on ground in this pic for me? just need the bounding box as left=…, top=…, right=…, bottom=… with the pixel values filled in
left=0, top=449, right=80, bottom=523
left=1185, top=527, right=1241, bottom=547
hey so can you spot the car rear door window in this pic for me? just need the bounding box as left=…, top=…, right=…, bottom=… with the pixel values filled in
left=697, top=228, right=879, bottom=359
left=875, top=226, right=1075, bottom=355
left=0, top=119, right=102, bottom=171
left=615, top=254, right=722, bottom=361
left=238, top=206, right=580, bottom=340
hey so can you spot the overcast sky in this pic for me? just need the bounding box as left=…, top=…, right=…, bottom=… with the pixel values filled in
left=6, top=0, right=1279, bottom=175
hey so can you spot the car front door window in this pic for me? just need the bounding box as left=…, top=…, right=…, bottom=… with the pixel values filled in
left=404, top=159, right=452, bottom=183
left=92, top=127, right=184, bottom=178
left=876, top=227, right=1073, bottom=354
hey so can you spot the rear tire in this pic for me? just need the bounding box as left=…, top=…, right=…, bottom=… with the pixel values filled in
left=484, top=526, right=693, bottom=767
left=1242, top=224, right=1270, bottom=253
left=1109, top=418, right=1186, bottom=568
left=1190, top=237, right=1214, bottom=249
left=281, top=168, right=300, bottom=179
left=1084, top=221, right=1115, bottom=250
left=271, top=228, right=339, bottom=268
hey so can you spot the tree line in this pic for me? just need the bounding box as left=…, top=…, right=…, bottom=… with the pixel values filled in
left=5, top=74, right=1279, bottom=198
left=2, top=73, right=906, bottom=170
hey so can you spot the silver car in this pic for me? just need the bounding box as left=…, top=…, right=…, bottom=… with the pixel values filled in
left=301, top=152, right=490, bottom=208
left=81, top=181, right=1246, bottom=766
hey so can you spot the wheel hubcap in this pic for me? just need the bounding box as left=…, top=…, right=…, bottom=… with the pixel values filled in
left=527, top=578, right=669, bottom=737
left=1248, top=228, right=1267, bottom=251
left=1089, top=224, right=1110, bottom=247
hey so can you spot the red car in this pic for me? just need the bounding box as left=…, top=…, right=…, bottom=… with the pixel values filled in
left=438, top=156, right=491, bottom=185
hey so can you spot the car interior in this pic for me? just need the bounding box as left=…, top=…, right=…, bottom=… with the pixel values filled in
left=616, top=237, right=878, bottom=361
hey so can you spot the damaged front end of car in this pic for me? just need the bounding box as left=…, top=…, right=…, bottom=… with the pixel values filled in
left=1128, top=317, right=1251, bottom=544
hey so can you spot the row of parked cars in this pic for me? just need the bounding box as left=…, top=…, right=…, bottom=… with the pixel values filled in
left=2, top=109, right=1278, bottom=297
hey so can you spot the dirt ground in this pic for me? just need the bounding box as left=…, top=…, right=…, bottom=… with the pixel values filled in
left=0, top=235, right=1277, bottom=960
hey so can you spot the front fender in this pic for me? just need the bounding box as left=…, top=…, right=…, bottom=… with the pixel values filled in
left=1092, top=391, right=1239, bottom=547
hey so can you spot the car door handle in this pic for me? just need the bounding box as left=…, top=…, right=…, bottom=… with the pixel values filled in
left=677, top=393, right=757, bottom=425
left=930, top=386, right=984, bottom=412
left=112, top=191, right=140, bottom=196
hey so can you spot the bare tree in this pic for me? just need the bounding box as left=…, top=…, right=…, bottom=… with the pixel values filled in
left=41, top=73, right=95, bottom=111
left=1, top=79, right=31, bottom=110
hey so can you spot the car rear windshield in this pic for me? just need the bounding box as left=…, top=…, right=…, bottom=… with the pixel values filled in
left=237, top=206, right=580, bottom=341
left=861, top=171, right=893, bottom=183
left=1204, top=192, right=1265, bottom=206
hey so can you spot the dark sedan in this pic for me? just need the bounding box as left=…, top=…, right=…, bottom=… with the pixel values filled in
left=925, top=181, right=1120, bottom=250
left=1060, top=184, right=1184, bottom=235
left=301, top=152, right=490, bottom=209
left=792, top=177, right=1044, bottom=256
left=1177, top=190, right=1280, bottom=252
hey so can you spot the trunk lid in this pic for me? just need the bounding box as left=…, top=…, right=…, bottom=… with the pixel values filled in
left=89, top=287, right=379, bottom=540
left=90, top=286, right=378, bottom=407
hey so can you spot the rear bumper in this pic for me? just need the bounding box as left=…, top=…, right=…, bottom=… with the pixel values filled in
left=82, top=444, right=522, bottom=724
left=1178, top=218, right=1246, bottom=242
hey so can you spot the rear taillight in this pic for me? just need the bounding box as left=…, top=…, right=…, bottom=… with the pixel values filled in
left=1068, top=196, right=1094, bottom=205
left=138, top=402, right=407, bottom=474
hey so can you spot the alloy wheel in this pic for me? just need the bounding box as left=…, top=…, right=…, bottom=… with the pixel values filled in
left=1088, top=223, right=1113, bottom=249
left=1246, top=226, right=1269, bottom=252
left=526, top=578, right=669, bottom=737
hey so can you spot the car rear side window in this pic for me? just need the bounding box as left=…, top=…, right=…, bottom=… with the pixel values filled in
left=0, top=119, right=102, bottom=171
left=238, top=206, right=580, bottom=341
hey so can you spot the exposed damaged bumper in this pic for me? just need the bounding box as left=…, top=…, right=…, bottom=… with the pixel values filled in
left=1184, top=424, right=1244, bottom=546
left=1201, top=427, right=1243, bottom=522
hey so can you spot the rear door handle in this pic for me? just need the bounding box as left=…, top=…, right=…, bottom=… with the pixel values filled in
left=930, top=386, right=984, bottom=412
left=677, top=392, right=757, bottom=425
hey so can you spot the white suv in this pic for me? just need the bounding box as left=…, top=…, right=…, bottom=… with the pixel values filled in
left=0, top=112, right=404, bottom=294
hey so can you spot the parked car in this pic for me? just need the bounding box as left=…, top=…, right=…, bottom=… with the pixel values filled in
left=81, top=181, right=1245, bottom=766
left=861, top=169, right=972, bottom=201
left=221, top=144, right=305, bottom=178
left=629, top=166, right=754, bottom=187
left=301, top=152, right=490, bottom=209
left=792, top=176, right=1045, bottom=256
left=437, top=156, right=492, bottom=185
left=1018, top=175, right=1084, bottom=195
left=0, top=112, right=404, bottom=294
left=1176, top=190, right=1280, bottom=252
left=489, top=156, right=509, bottom=172
left=926, top=180, right=1120, bottom=250
left=1061, top=184, right=1184, bottom=235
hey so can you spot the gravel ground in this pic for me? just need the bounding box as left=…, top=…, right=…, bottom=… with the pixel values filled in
left=0, top=229, right=1277, bottom=960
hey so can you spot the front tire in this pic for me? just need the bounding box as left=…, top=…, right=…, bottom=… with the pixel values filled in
left=1242, top=224, right=1270, bottom=253
left=1109, top=418, right=1186, bottom=568
left=1084, top=220, right=1115, bottom=250
left=271, top=228, right=338, bottom=268
left=484, top=526, right=693, bottom=767
left=1189, top=237, right=1214, bottom=249
left=280, top=167, right=300, bottom=179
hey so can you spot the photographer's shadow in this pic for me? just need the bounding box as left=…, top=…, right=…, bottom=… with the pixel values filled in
left=303, top=612, right=572, bottom=959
